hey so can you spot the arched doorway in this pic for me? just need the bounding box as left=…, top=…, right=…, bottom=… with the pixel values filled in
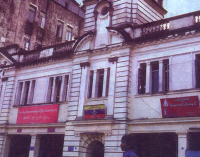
left=86, top=140, right=104, bottom=157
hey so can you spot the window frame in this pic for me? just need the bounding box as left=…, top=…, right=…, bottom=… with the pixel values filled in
left=66, top=25, right=73, bottom=41
left=15, top=79, right=36, bottom=106
left=46, top=74, right=70, bottom=103
left=38, top=12, right=46, bottom=29
left=88, top=68, right=110, bottom=99
left=138, top=59, right=169, bottom=95
left=56, top=21, right=64, bottom=39
left=27, top=5, right=36, bottom=23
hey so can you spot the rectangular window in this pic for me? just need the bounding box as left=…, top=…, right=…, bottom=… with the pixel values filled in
left=47, top=75, right=70, bottom=103
left=66, top=26, right=73, bottom=41
left=138, top=59, right=169, bottom=94
left=138, top=63, right=146, bottom=94
left=88, top=68, right=110, bottom=98
left=56, top=21, right=64, bottom=38
left=24, top=37, right=30, bottom=51
left=38, top=12, right=46, bottom=28
left=27, top=5, right=36, bottom=22
left=15, top=80, right=36, bottom=105
left=151, top=61, right=159, bottom=94
left=196, top=54, right=200, bottom=88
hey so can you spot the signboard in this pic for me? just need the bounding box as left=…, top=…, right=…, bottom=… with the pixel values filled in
left=84, top=104, right=105, bottom=120
left=160, top=96, right=200, bottom=118
left=17, top=104, right=59, bottom=124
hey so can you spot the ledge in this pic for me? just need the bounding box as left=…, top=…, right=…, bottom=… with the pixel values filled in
left=72, top=119, right=114, bottom=125
left=6, top=122, right=66, bottom=128
left=128, top=117, right=200, bottom=125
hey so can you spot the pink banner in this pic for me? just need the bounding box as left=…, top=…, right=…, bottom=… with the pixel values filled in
left=161, top=96, right=200, bottom=118
left=17, top=104, right=59, bottom=124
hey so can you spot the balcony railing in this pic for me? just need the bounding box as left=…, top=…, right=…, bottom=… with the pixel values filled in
left=22, top=41, right=75, bottom=64
left=141, top=21, right=169, bottom=36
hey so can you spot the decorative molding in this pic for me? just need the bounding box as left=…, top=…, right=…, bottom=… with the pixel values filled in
left=108, top=57, right=118, bottom=63
left=2, top=77, right=8, bottom=82
left=80, top=62, right=90, bottom=68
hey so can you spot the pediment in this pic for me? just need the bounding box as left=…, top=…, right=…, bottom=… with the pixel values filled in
left=73, top=31, right=95, bottom=53
left=0, top=53, right=13, bottom=67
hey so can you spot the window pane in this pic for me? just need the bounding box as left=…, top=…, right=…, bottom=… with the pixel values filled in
left=24, top=81, right=30, bottom=105
left=97, top=69, right=104, bottom=97
left=55, top=76, right=62, bottom=102
left=64, top=75, right=69, bottom=101
left=152, top=62, right=159, bottom=93
left=138, top=63, right=146, bottom=94
left=163, top=59, right=169, bottom=92
left=88, top=71, right=93, bottom=98
left=56, top=21, right=63, bottom=38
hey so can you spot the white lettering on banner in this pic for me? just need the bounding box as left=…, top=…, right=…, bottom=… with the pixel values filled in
left=19, top=108, right=58, bottom=114
left=170, top=101, right=197, bottom=107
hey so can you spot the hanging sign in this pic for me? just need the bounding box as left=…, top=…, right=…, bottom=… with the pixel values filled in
left=17, top=104, right=59, bottom=124
left=160, top=96, right=200, bottom=118
left=84, top=104, right=105, bottom=119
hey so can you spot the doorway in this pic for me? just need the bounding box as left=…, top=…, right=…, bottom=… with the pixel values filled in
left=86, top=140, right=104, bottom=157
left=131, top=133, right=178, bottom=157
left=38, top=134, right=64, bottom=157
left=8, top=135, right=31, bottom=157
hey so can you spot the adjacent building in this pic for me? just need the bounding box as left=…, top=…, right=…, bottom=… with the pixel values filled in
left=1, top=0, right=200, bottom=157
left=0, top=0, right=84, bottom=49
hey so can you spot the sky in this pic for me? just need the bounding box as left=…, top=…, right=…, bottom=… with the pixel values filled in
left=76, top=0, right=200, bottom=18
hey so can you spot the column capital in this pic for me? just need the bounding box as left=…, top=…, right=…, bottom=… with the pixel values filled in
left=80, top=62, right=90, bottom=68
left=108, top=57, right=118, bottom=63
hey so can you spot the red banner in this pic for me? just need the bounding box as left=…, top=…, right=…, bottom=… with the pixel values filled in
left=160, top=96, right=200, bottom=118
left=17, top=104, right=59, bottom=124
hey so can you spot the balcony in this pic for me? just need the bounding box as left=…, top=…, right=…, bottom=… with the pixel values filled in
left=133, top=10, right=200, bottom=42
left=17, top=40, right=75, bottom=65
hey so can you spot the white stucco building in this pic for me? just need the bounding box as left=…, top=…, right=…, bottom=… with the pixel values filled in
left=1, top=0, right=200, bottom=157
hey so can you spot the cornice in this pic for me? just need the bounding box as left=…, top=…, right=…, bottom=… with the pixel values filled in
left=7, top=122, right=66, bottom=129
left=72, top=119, right=114, bottom=125
left=128, top=117, right=200, bottom=125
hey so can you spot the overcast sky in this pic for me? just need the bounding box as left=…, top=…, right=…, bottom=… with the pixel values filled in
left=76, top=0, right=200, bottom=18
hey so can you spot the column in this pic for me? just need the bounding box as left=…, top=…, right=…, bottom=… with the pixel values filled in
left=107, top=57, right=118, bottom=118
left=27, top=80, right=33, bottom=104
left=177, top=132, right=187, bottom=157
left=29, top=134, right=40, bottom=157
left=102, top=68, right=108, bottom=97
left=159, top=60, right=163, bottom=92
left=2, top=134, right=11, bottom=157
left=77, top=62, right=90, bottom=118
left=145, top=62, right=151, bottom=93
left=51, top=78, right=56, bottom=102
left=91, top=70, right=97, bottom=98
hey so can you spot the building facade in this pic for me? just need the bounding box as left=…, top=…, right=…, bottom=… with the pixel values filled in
left=0, top=0, right=84, bottom=50
left=1, top=0, right=200, bottom=157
